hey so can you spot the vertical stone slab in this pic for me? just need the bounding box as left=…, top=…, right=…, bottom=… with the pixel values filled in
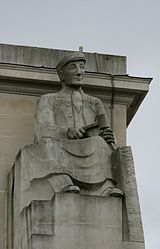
left=7, top=166, right=14, bottom=249
left=111, top=104, right=127, bottom=147
left=0, top=191, right=7, bottom=249
left=112, top=146, right=144, bottom=243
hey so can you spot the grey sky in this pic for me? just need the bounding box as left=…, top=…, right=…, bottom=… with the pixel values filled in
left=0, top=0, right=159, bottom=248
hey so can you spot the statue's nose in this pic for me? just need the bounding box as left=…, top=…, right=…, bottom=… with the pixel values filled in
left=76, top=66, right=82, bottom=75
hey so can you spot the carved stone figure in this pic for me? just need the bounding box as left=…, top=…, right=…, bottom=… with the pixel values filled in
left=14, top=52, right=123, bottom=211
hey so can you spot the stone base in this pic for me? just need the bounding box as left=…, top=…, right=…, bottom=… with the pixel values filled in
left=22, top=193, right=122, bottom=249
left=9, top=192, right=145, bottom=249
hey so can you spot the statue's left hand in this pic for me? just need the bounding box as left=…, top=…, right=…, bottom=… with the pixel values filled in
left=67, top=127, right=86, bottom=139
left=100, top=127, right=115, bottom=144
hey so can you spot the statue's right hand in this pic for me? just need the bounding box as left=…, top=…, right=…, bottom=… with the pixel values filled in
left=67, top=127, right=86, bottom=139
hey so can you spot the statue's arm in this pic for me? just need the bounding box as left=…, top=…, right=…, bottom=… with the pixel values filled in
left=95, top=98, right=108, bottom=118
left=34, top=94, right=68, bottom=141
left=95, top=98, right=116, bottom=144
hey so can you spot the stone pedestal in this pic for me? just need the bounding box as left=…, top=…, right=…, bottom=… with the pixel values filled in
left=11, top=193, right=145, bottom=249
left=21, top=194, right=122, bottom=249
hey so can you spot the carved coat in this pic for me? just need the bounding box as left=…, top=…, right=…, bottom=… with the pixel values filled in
left=34, top=88, right=108, bottom=141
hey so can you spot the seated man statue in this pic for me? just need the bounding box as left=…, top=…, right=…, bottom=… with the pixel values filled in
left=15, top=52, right=123, bottom=211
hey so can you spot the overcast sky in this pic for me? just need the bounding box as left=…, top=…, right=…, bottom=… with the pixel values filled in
left=0, top=0, right=159, bottom=248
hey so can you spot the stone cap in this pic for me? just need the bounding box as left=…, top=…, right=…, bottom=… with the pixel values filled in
left=0, top=43, right=126, bottom=75
left=56, top=52, right=86, bottom=72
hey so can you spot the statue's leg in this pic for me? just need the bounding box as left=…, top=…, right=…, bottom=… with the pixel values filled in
left=48, top=174, right=80, bottom=193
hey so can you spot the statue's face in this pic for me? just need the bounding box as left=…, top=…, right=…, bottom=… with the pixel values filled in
left=61, top=60, right=85, bottom=87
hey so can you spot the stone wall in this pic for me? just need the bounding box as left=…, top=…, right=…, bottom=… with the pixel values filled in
left=0, top=93, right=36, bottom=248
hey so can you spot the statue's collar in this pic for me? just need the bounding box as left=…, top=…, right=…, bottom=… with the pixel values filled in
left=60, top=85, right=84, bottom=95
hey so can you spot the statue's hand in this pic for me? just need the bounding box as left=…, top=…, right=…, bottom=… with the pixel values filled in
left=67, top=127, right=86, bottom=139
left=100, top=127, right=115, bottom=144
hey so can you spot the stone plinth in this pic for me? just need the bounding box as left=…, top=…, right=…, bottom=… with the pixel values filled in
left=13, top=194, right=122, bottom=249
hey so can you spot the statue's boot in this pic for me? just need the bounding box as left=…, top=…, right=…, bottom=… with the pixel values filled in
left=61, top=185, right=80, bottom=193
left=96, top=179, right=124, bottom=197
left=48, top=174, right=80, bottom=193
left=101, top=187, right=124, bottom=197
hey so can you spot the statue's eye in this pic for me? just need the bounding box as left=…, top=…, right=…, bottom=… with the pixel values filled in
left=68, top=65, right=76, bottom=70
left=80, top=64, right=85, bottom=69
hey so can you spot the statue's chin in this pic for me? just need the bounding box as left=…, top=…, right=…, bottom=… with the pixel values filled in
left=67, top=81, right=83, bottom=88
left=72, top=83, right=82, bottom=88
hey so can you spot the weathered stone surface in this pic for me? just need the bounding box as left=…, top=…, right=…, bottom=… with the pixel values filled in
left=121, top=241, right=145, bottom=249
left=0, top=191, right=7, bottom=249
left=11, top=193, right=122, bottom=249
left=0, top=93, right=36, bottom=116
left=112, top=146, right=144, bottom=243
left=0, top=137, right=33, bottom=164
left=0, top=115, right=34, bottom=138
left=9, top=192, right=144, bottom=249
left=0, top=217, right=6, bottom=249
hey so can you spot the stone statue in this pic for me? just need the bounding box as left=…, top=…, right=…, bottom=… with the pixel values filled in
left=13, top=52, right=123, bottom=212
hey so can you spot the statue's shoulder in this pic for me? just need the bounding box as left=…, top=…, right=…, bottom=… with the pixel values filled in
left=35, top=93, right=60, bottom=111
left=83, top=92, right=103, bottom=105
left=37, top=92, right=59, bottom=104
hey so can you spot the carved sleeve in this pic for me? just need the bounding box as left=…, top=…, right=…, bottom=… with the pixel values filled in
left=94, top=98, right=106, bottom=115
left=94, top=98, right=109, bottom=125
left=34, top=94, right=68, bottom=141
